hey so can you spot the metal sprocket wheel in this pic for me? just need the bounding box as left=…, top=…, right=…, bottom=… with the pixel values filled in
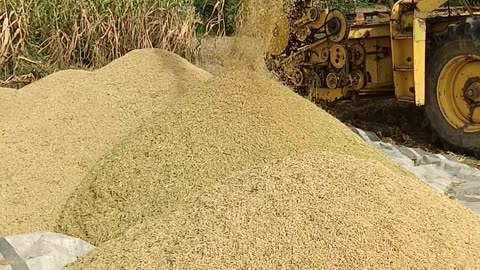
left=351, top=69, right=366, bottom=91
left=325, top=9, right=349, bottom=43
left=330, top=44, right=347, bottom=69
left=319, top=47, right=329, bottom=63
left=326, top=73, right=339, bottom=89
left=350, top=43, right=366, bottom=66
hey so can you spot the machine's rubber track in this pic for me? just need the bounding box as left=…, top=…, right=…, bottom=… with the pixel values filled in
left=425, top=18, right=480, bottom=157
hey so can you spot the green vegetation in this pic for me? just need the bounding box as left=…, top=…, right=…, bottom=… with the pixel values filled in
left=194, top=0, right=243, bottom=35
left=1, top=0, right=241, bottom=88
left=312, top=0, right=390, bottom=13
left=6, top=0, right=472, bottom=87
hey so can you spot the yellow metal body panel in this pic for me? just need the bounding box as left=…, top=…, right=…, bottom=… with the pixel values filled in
left=345, top=24, right=394, bottom=95
left=390, top=41, right=415, bottom=101
left=390, top=1, right=415, bottom=102
left=413, top=17, right=427, bottom=105
left=416, top=0, right=448, bottom=12
left=349, top=24, right=391, bottom=39
left=359, top=37, right=394, bottom=88
left=376, top=39, right=395, bottom=86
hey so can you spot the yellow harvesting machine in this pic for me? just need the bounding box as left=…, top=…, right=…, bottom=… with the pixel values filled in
left=266, top=0, right=480, bottom=155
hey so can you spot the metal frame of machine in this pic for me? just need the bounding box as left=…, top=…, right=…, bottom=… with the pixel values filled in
left=266, top=0, right=480, bottom=155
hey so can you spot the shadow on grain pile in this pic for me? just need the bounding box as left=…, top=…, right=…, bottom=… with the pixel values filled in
left=0, top=49, right=211, bottom=236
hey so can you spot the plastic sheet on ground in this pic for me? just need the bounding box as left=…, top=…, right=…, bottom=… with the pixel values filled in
left=0, top=232, right=94, bottom=270
left=350, top=126, right=480, bottom=215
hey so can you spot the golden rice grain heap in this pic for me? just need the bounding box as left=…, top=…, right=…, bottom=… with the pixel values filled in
left=0, top=49, right=211, bottom=236
left=0, top=87, right=16, bottom=94
left=68, top=151, right=480, bottom=269
left=59, top=0, right=480, bottom=268
left=57, top=68, right=394, bottom=245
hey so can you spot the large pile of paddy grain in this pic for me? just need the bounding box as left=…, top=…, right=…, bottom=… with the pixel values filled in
left=58, top=0, right=480, bottom=266
left=57, top=68, right=396, bottom=245
left=0, top=49, right=211, bottom=236
left=68, top=151, right=480, bottom=269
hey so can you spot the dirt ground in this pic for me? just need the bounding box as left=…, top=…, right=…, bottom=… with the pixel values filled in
left=319, top=99, right=480, bottom=170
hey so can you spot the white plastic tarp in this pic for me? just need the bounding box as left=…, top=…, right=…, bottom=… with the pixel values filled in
left=0, top=232, right=94, bottom=270
left=350, top=126, right=480, bottom=215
